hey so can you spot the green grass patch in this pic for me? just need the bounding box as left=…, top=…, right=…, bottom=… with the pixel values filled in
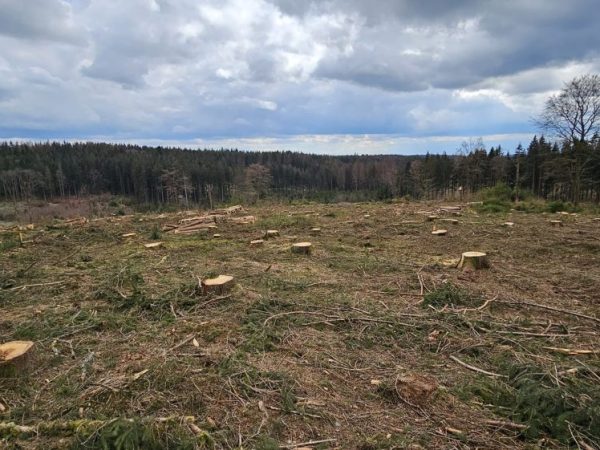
left=423, top=284, right=481, bottom=309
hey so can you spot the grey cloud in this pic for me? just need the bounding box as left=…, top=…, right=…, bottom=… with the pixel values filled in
left=0, top=0, right=83, bottom=43
left=1, top=0, right=599, bottom=143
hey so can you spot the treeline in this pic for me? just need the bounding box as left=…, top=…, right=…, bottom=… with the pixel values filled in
left=0, top=136, right=599, bottom=205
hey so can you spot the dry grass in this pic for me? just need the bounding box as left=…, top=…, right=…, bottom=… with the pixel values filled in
left=0, top=201, right=599, bottom=449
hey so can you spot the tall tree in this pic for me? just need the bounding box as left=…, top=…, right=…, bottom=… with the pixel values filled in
left=537, top=74, right=600, bottom=144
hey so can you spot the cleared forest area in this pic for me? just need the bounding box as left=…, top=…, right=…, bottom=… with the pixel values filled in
left=1, top=201, right=599, bottom=449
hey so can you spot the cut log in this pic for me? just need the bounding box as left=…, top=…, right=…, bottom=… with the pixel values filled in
left=440, top=218, right=459, bottom=225
left=265, top=230, right=279, bottom=239
left=457, top=251, right=489, bottom=271
left=201, top=275, right=234, bottom=295
left=0, top=341, right=34, bottom=377
left=431, top=229, right=447, bottom=236
left=549, top=220, right=563, bottom=227
left=310, top=227, right=321, bottom=235
left=250, top=239, right=264, bottom=247
left=144, top=242, right=163, bottom=249
left=291, top=242, right=312, bottom=255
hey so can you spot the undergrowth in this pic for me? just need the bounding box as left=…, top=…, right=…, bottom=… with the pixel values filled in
left=422, top=283, right=481, bottom=309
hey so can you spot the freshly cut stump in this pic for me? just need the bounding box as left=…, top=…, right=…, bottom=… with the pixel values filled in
left=550, top=220, right=563, bottom=227
left=363, top=214, right=371, bottom=218
left=457, top=251, right=489, bottom=271
left=503, top=222, right=514, bottom=227
left=426, top=215, right=439, bottom=222
left=310, top=227, right=321, bottom=235
left=144, top=242, right=163, bottom=249
left=201, top=275, right=234, bottom=295
left=291, top=242, right=312, bottom=255
left=121, top=232, right=136, bottom=238
left=431, top=229, right=447, bottom=236
left=213, top=234, right=222, bottom=238
left=265, top=230, right=279, bottom=239
left=250, top=239, right=264, bottom=247
left=0, top=341, right=34, bottom=377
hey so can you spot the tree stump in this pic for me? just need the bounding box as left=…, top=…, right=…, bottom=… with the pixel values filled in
left=395, top=373, right=438, bottom=406
left=431, top=229, right=447, bottom=236
left=363, top=214, right=371, bottom=218
left=201, top=275, right=234, bottom=295
left=503, top=222, right=514, bottom=227
left=265, top=230, right=279, bottom=239
left=0, top=341, right=34, bottom=377
left=250, top=239, right=264, bottom=247
left=213, top=234, right=221, bottom=238
left=550, top=220, right=563, bottom=227
left=310, top=227, right=321, bottom=235
left=457, top=252, right=489, bottom=271
left=426, top=215, right=439, bottom=222
left=291, top=242, right=312, bottom=255
left=144, top=242, right=163, bottom=249
left=121, top=232, right=136, bottom=238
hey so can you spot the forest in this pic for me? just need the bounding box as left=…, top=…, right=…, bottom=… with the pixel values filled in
left=0, top=135, right=599, bottom=206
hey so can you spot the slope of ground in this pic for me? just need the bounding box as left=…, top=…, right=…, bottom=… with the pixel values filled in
left=1, top=201, right=599, bottom=449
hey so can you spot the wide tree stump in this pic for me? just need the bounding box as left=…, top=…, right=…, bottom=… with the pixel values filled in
left=291, top=242, right=312, bottom=255
left=431, top=229, right=447, bottom=236
left=250, top=239, right=264, bottom=247
left=549, top=220, right=563, bottom=227
left=201, top=275, right=234, bottom=295
left=457, top=251, right=489, bottom=271
left=426, top=215, right=439, bottom=222
left=503, top=222, right=514, bottom=227
left=0, top=341, right=34, bottom=377
left=212, top=234, right=221, bottom=238
left=265, top=230, right=279, bottom=239
left=144, top=242, right=163, bottom=249
left=310, top=227, right=321, bottom=235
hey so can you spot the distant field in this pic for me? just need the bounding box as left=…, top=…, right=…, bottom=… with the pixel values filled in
left=1, top=201, right=599, bottom=449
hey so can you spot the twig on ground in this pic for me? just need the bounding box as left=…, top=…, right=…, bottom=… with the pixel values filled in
left=280, top=438, right=337, bottom=448
left=498, top=299, right=600, bottom=325
left=449, top=355, right=507, bottom=378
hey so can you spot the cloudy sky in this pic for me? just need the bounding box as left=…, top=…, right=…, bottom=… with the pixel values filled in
left=1, top=0, right=599, bottom=154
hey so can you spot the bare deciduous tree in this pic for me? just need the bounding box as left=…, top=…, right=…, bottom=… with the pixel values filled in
left=537, top=74, right=600, bottom=144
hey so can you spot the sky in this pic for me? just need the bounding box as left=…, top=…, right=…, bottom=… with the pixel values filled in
left=0, top=0, right=599, bottom=155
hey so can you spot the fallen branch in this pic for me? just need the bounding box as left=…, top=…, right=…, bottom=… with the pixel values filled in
left=449, top=355, right=507, bottom=378
left=543, top=347, right=598, bottom=355
left=0, top=416, right=197, bottom=438
left=497, top=300, right=600, bottom=325
left=483, top=419, right=528, bottom=430
left=8, top=281, right=64, bottom=291
left=280, top=438, right=337, bottom=449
